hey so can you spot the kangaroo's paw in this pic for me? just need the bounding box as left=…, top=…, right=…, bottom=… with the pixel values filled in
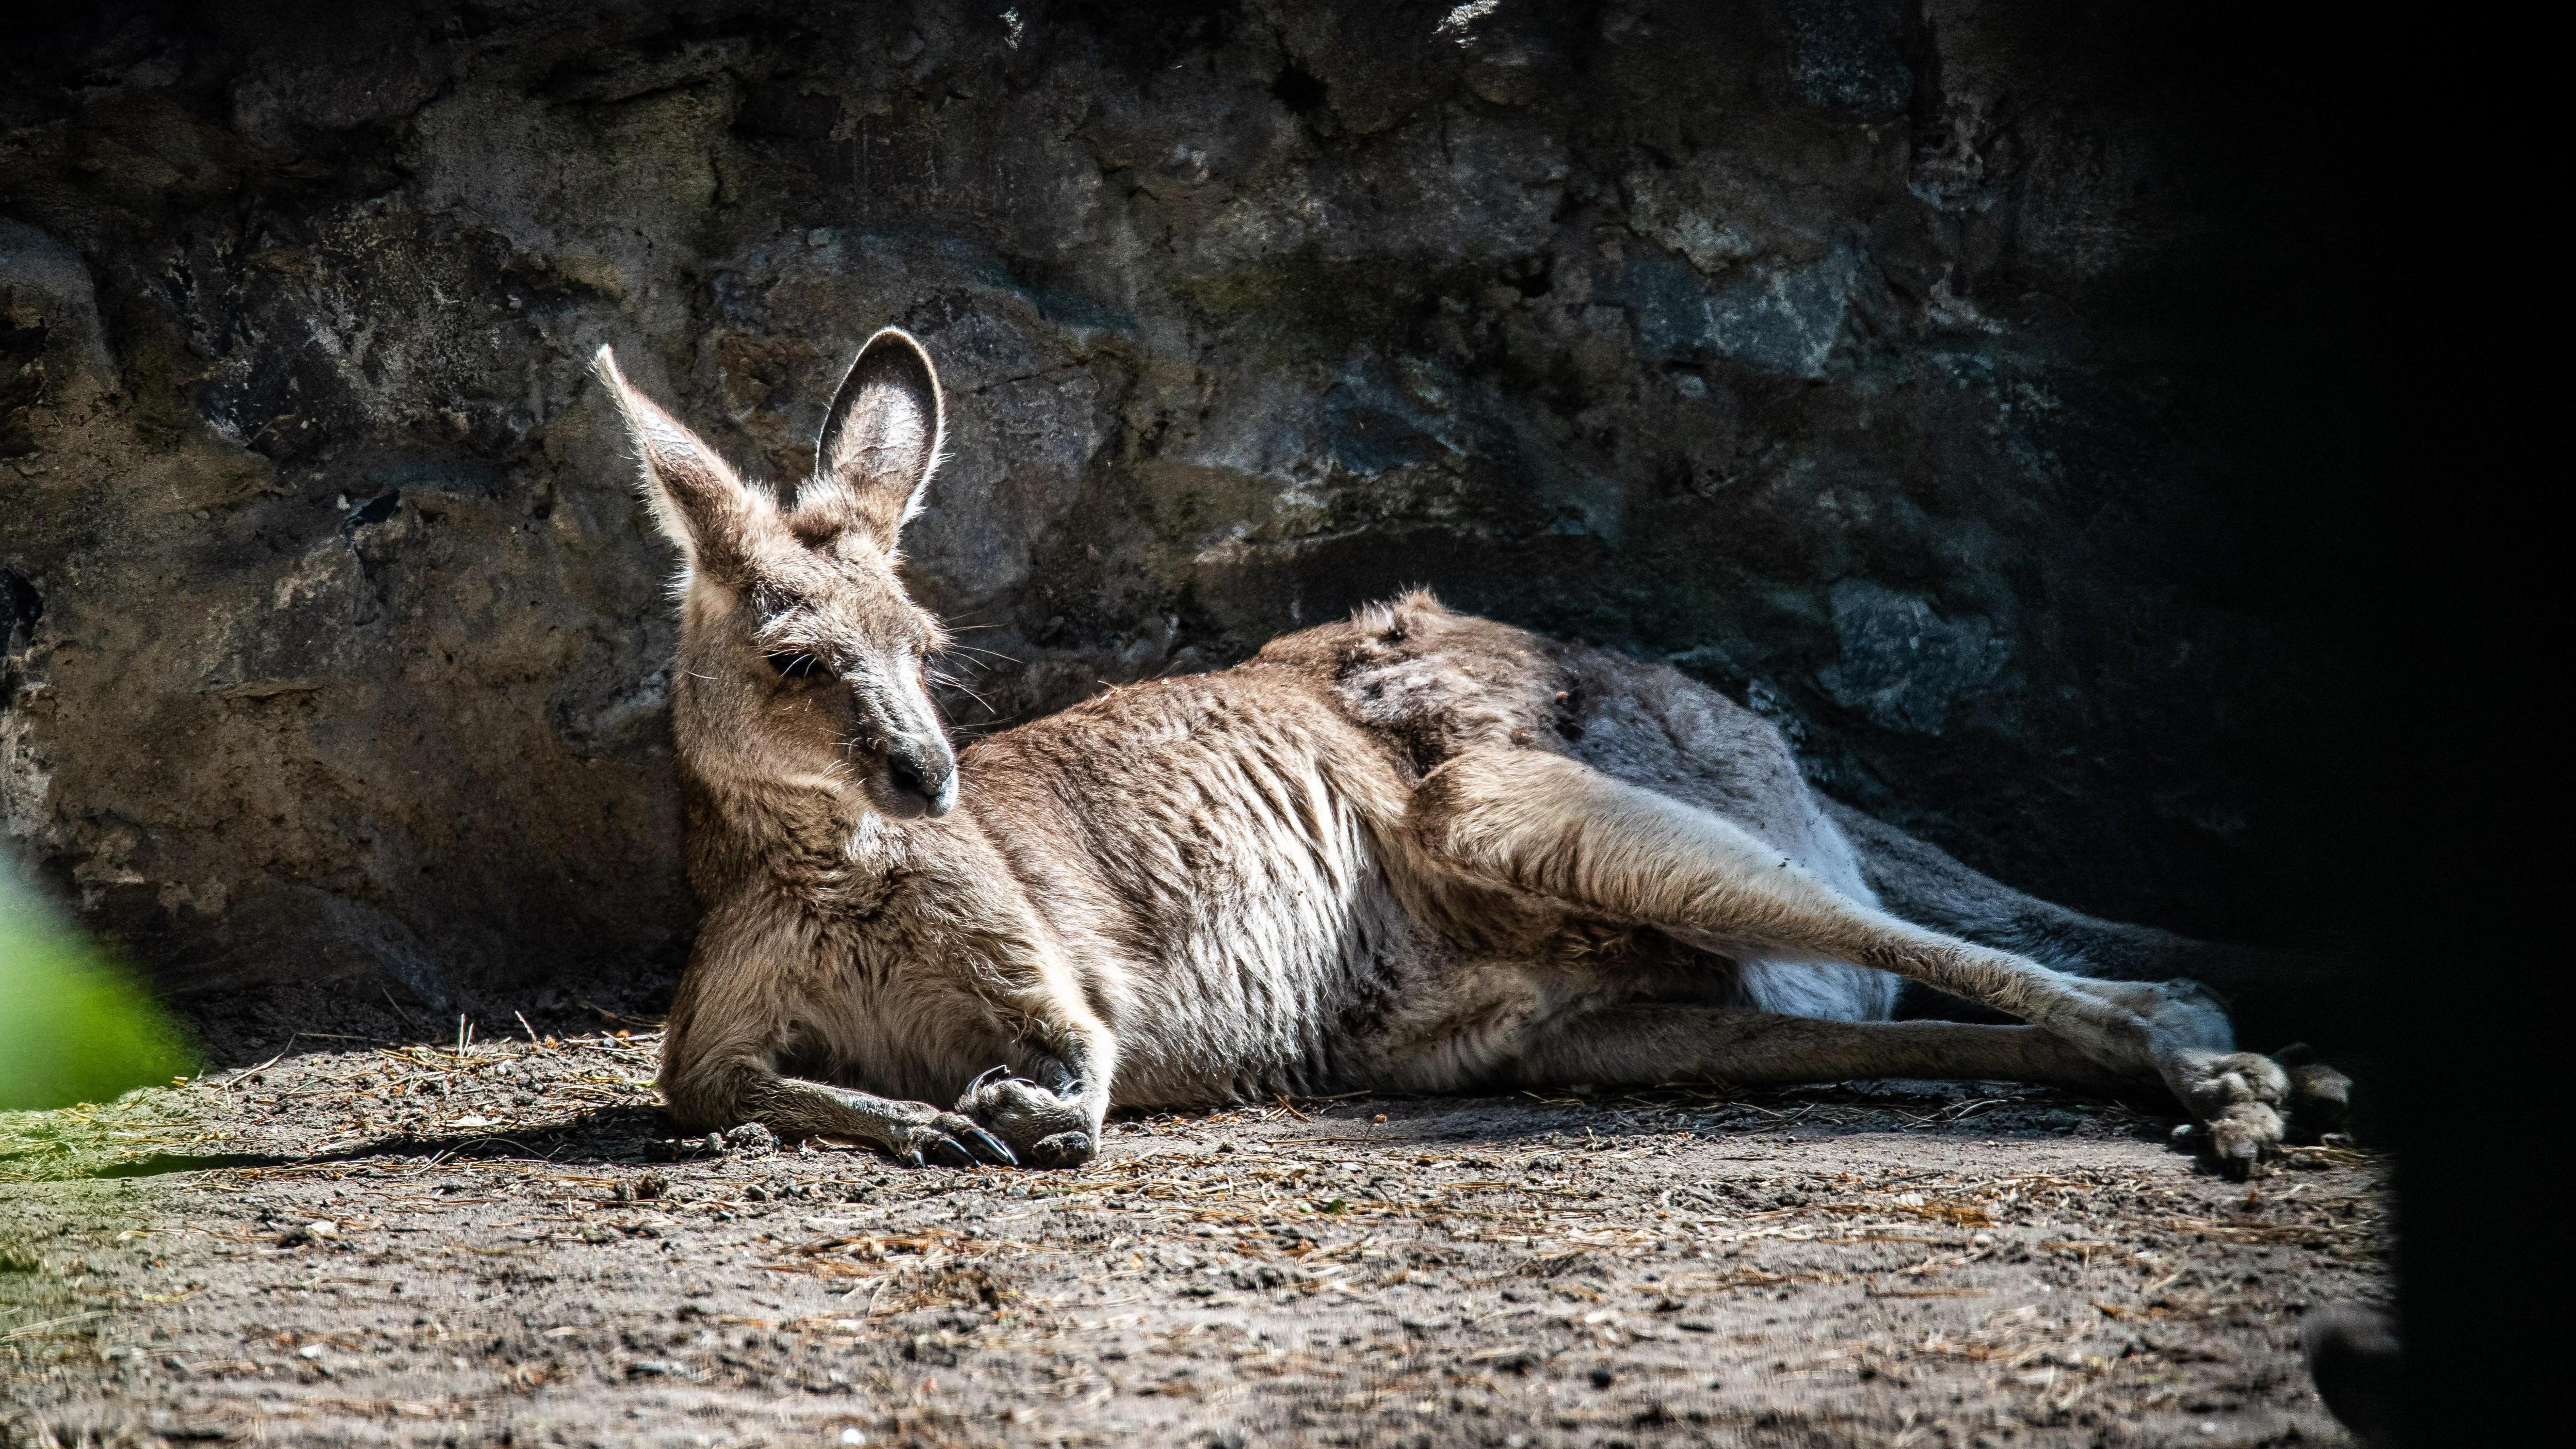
left=883, top=1112, right=1020, bottom=1169
left=954, top=1068, right=1097, bottom=1169
left=2160, top=1052, right=2353, bottom=1174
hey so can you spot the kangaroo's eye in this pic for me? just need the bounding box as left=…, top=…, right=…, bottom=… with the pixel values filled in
left=765, top=650, right=822, bottom=681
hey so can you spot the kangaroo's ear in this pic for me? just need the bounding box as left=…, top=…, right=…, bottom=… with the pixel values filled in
left=798, top=327, right=944, bottom=550
left=594, top=346, right=766, bottom=581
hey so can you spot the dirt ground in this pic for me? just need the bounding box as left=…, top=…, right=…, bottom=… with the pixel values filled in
left=1, top=1027, right=2387, bottom=1448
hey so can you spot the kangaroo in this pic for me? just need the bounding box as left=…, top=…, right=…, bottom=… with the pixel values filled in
left=596, top=329, right=2348, bottom=1181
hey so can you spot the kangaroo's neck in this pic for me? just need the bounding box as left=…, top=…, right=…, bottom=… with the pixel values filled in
left=680, top=758, right=930, bottom=907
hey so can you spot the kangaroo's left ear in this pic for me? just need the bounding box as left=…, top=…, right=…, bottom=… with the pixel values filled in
left=797, top=327, right=944, bottom=550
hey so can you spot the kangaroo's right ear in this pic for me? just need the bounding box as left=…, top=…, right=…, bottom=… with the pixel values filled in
left=594, top=346, right=767, bottom=581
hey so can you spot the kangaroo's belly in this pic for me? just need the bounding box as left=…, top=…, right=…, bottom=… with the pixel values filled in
left=1052, top=743, right=1696, bottom=1104
left=1085, top=753, right=1443, bottom=1107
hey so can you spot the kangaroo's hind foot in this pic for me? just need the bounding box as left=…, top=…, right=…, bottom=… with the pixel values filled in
left=2060, top=975, right=2350, bottom=1171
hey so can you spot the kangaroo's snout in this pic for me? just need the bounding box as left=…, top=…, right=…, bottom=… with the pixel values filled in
left=851, top=664, right=955, bottom=819
left=880, top=735, right=957, bottom=819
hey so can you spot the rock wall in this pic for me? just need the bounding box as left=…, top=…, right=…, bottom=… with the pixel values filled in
left=0, top=2, right=2369, bottom=1015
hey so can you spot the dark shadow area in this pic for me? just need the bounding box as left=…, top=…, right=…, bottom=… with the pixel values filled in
left=168, top=973, right=675, bottom=1072
left=78, top=1104, right=679, bottom=1180
left=0, top=1105, right=687, bottom=1186
left=1147, top=1079, right=2193, bottom=1157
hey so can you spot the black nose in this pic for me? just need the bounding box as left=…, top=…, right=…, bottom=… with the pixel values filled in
left=884, top=749, right=955, bottom=817
left=887, top=751, right=928, bottom=795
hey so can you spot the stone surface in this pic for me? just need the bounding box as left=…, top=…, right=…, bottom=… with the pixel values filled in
left=0, top=3, right=2370, bottom=1018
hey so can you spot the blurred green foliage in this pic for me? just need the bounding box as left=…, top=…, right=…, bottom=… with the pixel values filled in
left=0, top=862, right=198, bottom=1110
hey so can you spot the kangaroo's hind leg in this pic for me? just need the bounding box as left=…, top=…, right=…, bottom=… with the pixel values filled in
left=1408, top=748, right=2313, bottom=1175
left=1822, top=798, right=2354, bottom=1126
left=1821, top=800, right=2350, bottom=1134
left=1506, top=1005, right=2139, bottom=1098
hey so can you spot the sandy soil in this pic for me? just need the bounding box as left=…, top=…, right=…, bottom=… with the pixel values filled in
left=1, top=1028, right=2387, bottom=1448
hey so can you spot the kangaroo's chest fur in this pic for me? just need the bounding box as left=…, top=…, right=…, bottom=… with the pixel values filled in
left=781, top=593, right=1887, bottom=1108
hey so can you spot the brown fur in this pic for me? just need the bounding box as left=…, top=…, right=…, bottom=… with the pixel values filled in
left=597, top=333, right=2346, bottom=1178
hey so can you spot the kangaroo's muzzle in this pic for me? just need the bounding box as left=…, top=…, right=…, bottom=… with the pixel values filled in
left=881, top=738, right=957, bottom=818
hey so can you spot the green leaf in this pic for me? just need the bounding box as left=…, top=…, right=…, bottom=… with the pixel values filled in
left=0, top=865, right=198, bottom=1111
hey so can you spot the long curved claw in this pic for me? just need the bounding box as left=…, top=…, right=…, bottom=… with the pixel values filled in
left=927, top=1134, right=977, bottom=1168
left=903, top=1144, right=928, bottom=1169
left=1059, top=1078, right=1086, bottom=1101
left=965, top=1064, right=1009, bottom=1097
left=959, top=1127, right=1019, bottom=1167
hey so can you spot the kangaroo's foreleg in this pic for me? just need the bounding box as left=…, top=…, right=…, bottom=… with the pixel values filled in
left=1508, top=1004, right=2141, bottom=1099
left=924, top=918, right=1122, bottom=1169
left=1410, top=748, right=2317, bottom=1174
left=670, top=1041, right=1102, bottom=1170
left=672, top=1053, right=1022, bottom=1168
left=655, top=935, right=1027, bottom=1167
left=660, top=904, right=1115, bottom=1170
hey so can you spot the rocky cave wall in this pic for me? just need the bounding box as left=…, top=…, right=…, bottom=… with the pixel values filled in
left=0, top=1, right=2370, bottom=1016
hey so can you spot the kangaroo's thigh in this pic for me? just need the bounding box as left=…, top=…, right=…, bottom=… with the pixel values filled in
left=1554, top=645, right=1867, bottom=897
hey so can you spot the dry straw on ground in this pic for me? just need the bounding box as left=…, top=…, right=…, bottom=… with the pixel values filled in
left=2, top=1031, right=2386, bottom=1447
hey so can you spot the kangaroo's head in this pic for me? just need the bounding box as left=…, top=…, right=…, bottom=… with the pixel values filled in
left=596, top=329, right=958, bottom=819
